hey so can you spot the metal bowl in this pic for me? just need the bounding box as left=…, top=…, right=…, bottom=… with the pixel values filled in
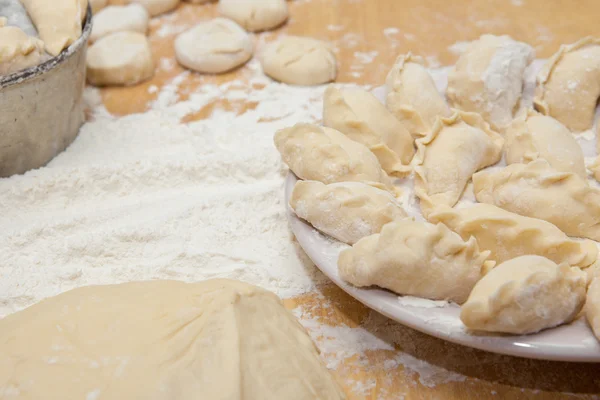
left=0, top=6, right=92, bottom=177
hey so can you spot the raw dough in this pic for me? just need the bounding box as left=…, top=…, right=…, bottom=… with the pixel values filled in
left=90, top=4, right=149, bottom=43
left=505, top=109, right=586, bottom=178
left=586, top=274, right=600, bottom=342
left=338, top=219, right=492, bottom=304
left=90, top=0, right=107, bottom=13
left=386, top=53, right=451, bottom=137
left=290, top=180, right=407, bottom=245
left=0, top=17, right=46, bottom=75
left=274, top=123, right=396, bottom=194
left=175, top=18, right=253, bottom=74
left=447, top=34, right=534, bottom=131
left=534, top=37, right=600, bottom=132
left=20, top=0, right=88, bottom=56
left=0, top=279, right=346, bottom=399
left=218, top=0, right=288, bottom=32
left=413, top=111, right=504, bottom=217
left=127, top=0, right=180, bottom=16
left=429, top=203, right=598, bottom=269
left=260, top=36, right=337, bottom=86
left=473, top=159, right=600, bottom=241
left=184, top=0, right=214, bottom=3
left=86, top=31, right=154, bottom=86
left=323, top=86, right=415, bottom=176
left=461, top=255, right=586, bottom=334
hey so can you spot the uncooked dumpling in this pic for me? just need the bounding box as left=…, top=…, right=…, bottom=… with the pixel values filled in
left=505, top=109, right=586, bottom=178
left=461, top=255, right=586, bottom=334
left=338, top=218, right=492, bottom=304
left=429, top=203, right=598, bottom=269
left=274, top=123, right=396, bottom=194
left=385, top=53, right=451, bottom=137
left=90, top=4, right=149, bottom=43
left=473, top=159, right=600, bottom=241
left=323, top=86, right=415, bottom=176
left=290, top=180, right=407, bottom=245
left=447, top=34, right=534, bottom=131
left=127, top=0, right=180, bottom=16
left=586, top=274, right=600, bottom=342
left=0, top=279, right=347, bottom=399
left=0, top=17, right=47, bottom=75
left=218, top=0, right=288, bottom=32
left=414, top=111, right=504, bottom=217
left=534, top=37, right=600, bottom=132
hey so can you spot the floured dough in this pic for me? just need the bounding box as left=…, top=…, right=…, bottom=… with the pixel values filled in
left=473, top=159, right=600, bottom=241
left=0, top=17, right=47, bottom=75
left=290, top=180, right=407, bottom=245
left=505, top=109, right=586, bottom=178
left=128, top=0, right=180, bottom=16
left=260, top=36, right=337, bottom=86
left=338, top=219, right=491, bottom=304
left=90, top=0, right=107, bottom=13
left=534, top=37, right=600, bottom=132
left=90, top=4, right=149, bottom=43
left=274, top=123, right=396, bottom=194
left=0, top=279, right=346, bottom=399
left=86, top=31, right=154, bottom=86
left=385, top=53, right=451, bottom=137
left=218, top=0, right=288, bottom=32
left=175, top=18, right=253, bottom=74
left=20, top=0, right=88, bottom=56
left=447, top=34, right=534, bottom=131
left=461, top=255, right=586, bottom=334
left=323, top=86, right=415, bottom=176
left=413, top=111, right=504, bottom=217
left=429, top=203, right=598, bottom=269
left=586, top=274, right=600, bottom=342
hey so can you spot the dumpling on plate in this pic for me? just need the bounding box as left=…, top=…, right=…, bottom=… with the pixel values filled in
left=289, top=180, right=407, bottom=245
left=338, top=218, right=492, bottom=304
left=461, top=255, right=586, bottom=334
left=586, top=272, right=600, bottom=342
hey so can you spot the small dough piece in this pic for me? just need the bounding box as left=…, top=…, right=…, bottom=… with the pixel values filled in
left=505, top=109, right=586, bottom=178
left=473, top=159, right=600, bottom=241
left=274, top=123, right=396, bottom=193
left=90, top=0, right=107, bottom=13
left=447, top=34, right=534, bottom=131
left=0, top=279, right=346, bottom=399
left=338, top=218, right=491, bottom=304
left=323, top=86, right=415, bottom=176
left=175, top=18, right=253, bottom=74
left=260, top=36, right=337, bottom=86
left=413, top=111, right=504, bottom=217
left=586, top=275, right=600, bottom=342
left=20, top=0, right=88, bottom=56
left=0, top=17, right=47, bottom=75
left=385, top=53, right=451, bottom=137
left=461, top=255, right=586, bottom=334
left=86, top=31, right=154, bottom=86
left=90, top=4, right=149, bottom=43
left=290, top=180, right=407, bottom=245
left=127, top=0, right=180, bottom=16
left=429, top=203, right=598, bottom=269
left=534, top=37, right=600, bottom=132
left=218, top=0, right=288, bottom=32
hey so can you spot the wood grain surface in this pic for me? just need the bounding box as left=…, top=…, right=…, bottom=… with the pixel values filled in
left=98, top=0, right=600, bottom=398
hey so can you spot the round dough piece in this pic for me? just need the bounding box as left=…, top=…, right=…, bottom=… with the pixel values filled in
left=218, top=0, right=288, bottom=32
left=90, top=4, right=149, bottom=43
left=86, top=31, right=154, bottom=86
left=90, top=0, right=108, bottom=13
left=261, top=36, right=337, bottom=86
left=128, top=0, right=180, bottom=16
left=175, top=17, right=253, bottom=74
left=0, top=17, right=47, bottom=76
left=0, top=279, right=346, bottom=399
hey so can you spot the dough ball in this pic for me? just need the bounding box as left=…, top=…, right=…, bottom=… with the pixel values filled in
left=175, top=17, right=253, bottom=74
left=90, top=0, right=108, bottom=13
left=127, top=0, right=180, bottom=16
left=184, top=0, right=214, bottom=3
left=260, top=36, right=337, bottom=85
left=86, top=31, right=154, bottom=86
left=218, top=0, right=288, bottom=32
left=90, top=4, right=150, bottom=43
left=0, top=279, right=346, bottom=399
left=0, top=17, right=47, bottom=76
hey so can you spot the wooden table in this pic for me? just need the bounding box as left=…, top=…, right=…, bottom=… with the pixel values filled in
left=99, top=0, right=600, bottom=398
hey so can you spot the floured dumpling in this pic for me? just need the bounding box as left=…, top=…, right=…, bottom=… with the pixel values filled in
left=534, top=37, right=600, bottom=132
left=290, top=180, right=407, bottom=245
left=461, top=255, right=586, bottom=334
left=429, top=203, right=598, bottom=268
left=0, top=17, right=47, bottom=76
left=505, top=109, right=586, bottom=178
left=586, top=273, right=600, bottom=342
left=338, top=218, right=492, bottom=304
left=414, top=111, right=504, bottom=217
left=473, top=159, right=600, bottom=241
left=323, top=86, right=414, bottom=176
left=274, top=123, right=396, bottom=194
left=447, top=34, right=534, bottom=131
left=385, top=53, right=451, bottom=137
